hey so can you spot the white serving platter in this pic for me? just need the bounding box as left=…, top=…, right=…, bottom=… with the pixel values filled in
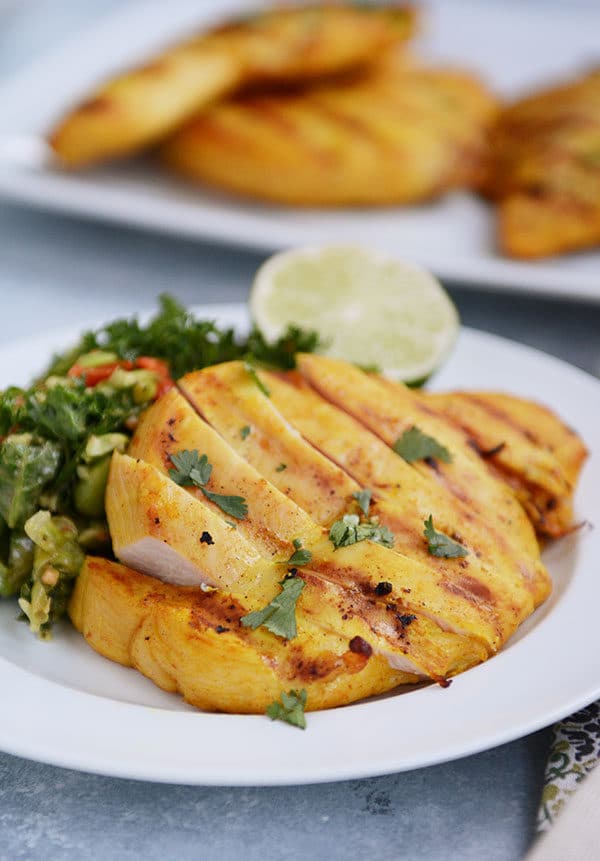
left=0, top=1, right=599, bottom=300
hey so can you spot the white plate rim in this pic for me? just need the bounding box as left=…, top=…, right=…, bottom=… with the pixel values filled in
left=0, top=302, right=598, bottom=786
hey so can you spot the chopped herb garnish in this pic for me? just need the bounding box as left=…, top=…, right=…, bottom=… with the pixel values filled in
left=201, top=489, right=248, bottom=520
left=244, top=362, right=270, bottom=397
left=46, top=295, right=321, bottom=379
left=0, top=295, right=321, bottom=638
left=266, top=689, right=307, bottom=730
left=275, top=463, right=287, bottom=472
left=168, top=450, right=212, bottom=487
left=329, top=513, right=394, bottom=550
left=393, top=426, right=452, bottom=464
left=240, top=425, right=251, bottom=440
left=423, top=515, right=468, bottom=558
left=168, top=450, right=247, bottom=520
left=240, top=576, right=305, bottom=639
left=287, top=539, right=312, bottom=567
left=352, top=489, right=372, bottom=517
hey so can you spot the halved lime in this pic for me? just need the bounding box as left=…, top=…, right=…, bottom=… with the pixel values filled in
left=250, top=244, right=460, bottom=384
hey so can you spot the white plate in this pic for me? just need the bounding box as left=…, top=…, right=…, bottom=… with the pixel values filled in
left=1, top=0, right=600, bottom=301
left=0, top=302, right=598, bottom=785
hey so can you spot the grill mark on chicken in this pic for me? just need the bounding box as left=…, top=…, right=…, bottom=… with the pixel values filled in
left=141, top=575, right=379, bottom=685
left=128, top=396, right=484, bottom=676
left=303, top=98, right=391, bottom=149
left=441, top=575, right=493, bottom=605
left=184, top=580, right=378, bottom=682
left=459, top=394, right=541, bottom=445
left=77, top=96, right=111, bottom=115
left=303, top=560, right=494, bottom=652
left=183, top=371, right=503, bottom=647
left=260, top=372, right=539, bottom=641
left=425, top=391, right=584, bottom=537
left=296, top=357, right=548, bottom=604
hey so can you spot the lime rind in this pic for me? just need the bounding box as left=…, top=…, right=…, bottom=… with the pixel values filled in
left=250, top=244, right=459, bottom=383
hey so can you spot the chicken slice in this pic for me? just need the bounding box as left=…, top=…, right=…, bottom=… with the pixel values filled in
left=106, top=452, right=488, bottom=681
left=179, top=362, right=358, bottom=524
left=131, top=390, right=497, bottom=653
left=179, top=364, right=528, bottom=650
left=262, top=368, right=539, bottom=629
left=70, top=557, right=415, bottom=713
left=424, top=391, right=588, bottom=537
left=296, top=354, right=550, bottom=606
left=129, top=387, right=322, bottom=558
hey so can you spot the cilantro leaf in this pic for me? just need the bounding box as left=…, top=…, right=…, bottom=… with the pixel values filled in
left=244, top=363, right=270, bottom=397
left=288, top=549, right=312, bottom=565
left=353, top=489, right=372, bottom=517
left=240, top=425, right=251, bottom=440
left=423, top=515, right=468, bottom=558
left=328, top=515, right=356, bottom=549
left=393, top=427, right=452, bottom=464
left=275, top=463, right=287, bottom=472
left=201, top=489, right=248, bottom=520
left=168, top=450, right=212, bottom=486
left=266, top=689, right=307, bottom=730
left=287, top=539, right=312, bottom=566
left=168, top=451, right=247, bottom=519
left=240, top=576, right=305, bottom=639
left=329, top=513, right=394, bottom=550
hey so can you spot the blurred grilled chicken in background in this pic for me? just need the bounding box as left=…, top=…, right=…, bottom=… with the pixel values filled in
left=487, top=68, right=600, bottom=259
left=49, top=3, right=416, bottom=166
left=48, top=2, right=600, bottom=259
left=161, top=55, right=498, bottom=206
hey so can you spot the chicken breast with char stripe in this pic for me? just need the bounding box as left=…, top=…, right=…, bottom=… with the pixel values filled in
left=161, top=56, right=498, bottom=206
left=50, top=3, right=416, bottom=167
left=487, top=68, right=600, bottom=258
left=70, top=357, right=586, bottom=714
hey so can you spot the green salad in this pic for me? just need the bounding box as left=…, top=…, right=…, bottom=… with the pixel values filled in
left=0, top=295, right=319, bottom=638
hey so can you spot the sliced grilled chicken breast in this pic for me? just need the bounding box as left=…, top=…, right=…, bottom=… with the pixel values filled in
left=69, top=355, right=587, bottom=715
left=105, top=449, right=489, bottom=684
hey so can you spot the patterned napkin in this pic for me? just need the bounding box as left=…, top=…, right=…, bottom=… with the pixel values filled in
left=537, top=700, right=600, bottom=831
